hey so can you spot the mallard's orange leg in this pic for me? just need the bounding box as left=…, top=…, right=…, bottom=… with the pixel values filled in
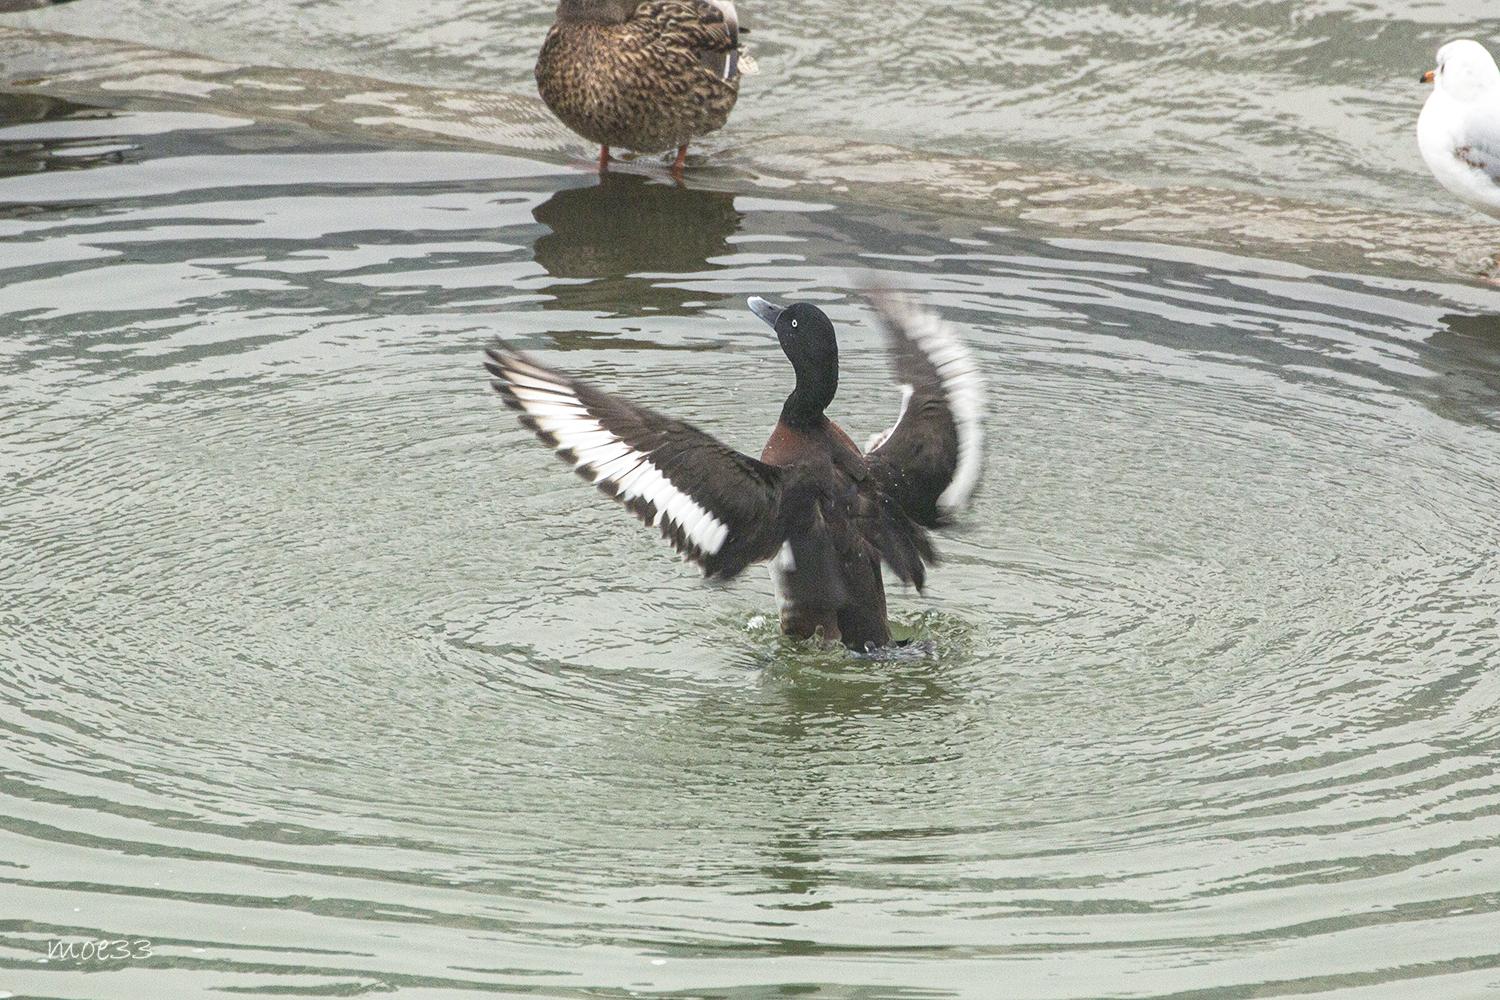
left=598, top=146, right=610, bottom=172
left=670, top=144, right=688, bottom=178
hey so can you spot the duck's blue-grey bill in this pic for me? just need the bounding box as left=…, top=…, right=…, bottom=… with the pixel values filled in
left=747, top=296, right=784, bottom=329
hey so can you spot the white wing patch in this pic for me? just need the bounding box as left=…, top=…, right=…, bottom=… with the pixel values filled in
left=498, top=355, right=731, bottom=559
left=865, top=383, right=914, bottom=453
left=767, top=540, right=796, bottom=612
left=881, top=297, right=985, bottom=514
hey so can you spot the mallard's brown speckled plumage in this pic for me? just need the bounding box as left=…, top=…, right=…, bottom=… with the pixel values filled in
left=536, top=0, right=745, bottom=158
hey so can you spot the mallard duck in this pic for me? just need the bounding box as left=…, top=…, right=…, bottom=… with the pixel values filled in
left=535, top=0, right=749, bottom=175
left=483, top=292, right=985, bottom=651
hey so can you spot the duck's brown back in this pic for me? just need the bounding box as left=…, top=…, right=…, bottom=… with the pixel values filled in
left=536, top=1, right=741, bottom=154
left=760, top=419, right=864, bottom=469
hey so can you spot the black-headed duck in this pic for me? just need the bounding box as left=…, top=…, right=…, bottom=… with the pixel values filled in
left=484, top=292, right=984, bottom=651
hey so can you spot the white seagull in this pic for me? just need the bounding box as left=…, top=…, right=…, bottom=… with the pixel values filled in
left=1418, top=39, right=1500, bottom=220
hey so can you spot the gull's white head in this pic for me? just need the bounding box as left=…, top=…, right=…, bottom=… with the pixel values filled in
left=1425, top=39, right=1500, bottom=102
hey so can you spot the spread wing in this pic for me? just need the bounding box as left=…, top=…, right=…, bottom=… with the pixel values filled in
left=485, top=345, right=785, bottom=579
left=863, top=292, right=985, bottom=528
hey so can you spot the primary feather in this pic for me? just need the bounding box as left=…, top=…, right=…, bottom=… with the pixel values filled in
left=864, top=289, right=986, bottom=526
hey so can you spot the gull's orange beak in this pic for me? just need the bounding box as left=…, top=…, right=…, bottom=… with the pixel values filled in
left=1421, top=69, right=1436, bottom=84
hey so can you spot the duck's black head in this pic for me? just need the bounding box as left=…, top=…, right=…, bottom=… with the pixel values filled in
left=556, top=0, right=633, bottom=25
left=748, top=297, right=838, bottom=427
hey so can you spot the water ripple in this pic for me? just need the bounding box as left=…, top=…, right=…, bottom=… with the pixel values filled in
left=3, top=103, right=1500, bottom=999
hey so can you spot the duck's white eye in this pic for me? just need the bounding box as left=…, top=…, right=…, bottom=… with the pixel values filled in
left=791, top=319, right=799, bottom=328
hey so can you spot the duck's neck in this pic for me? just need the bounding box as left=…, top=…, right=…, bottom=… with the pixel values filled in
left=556, top=0, right=632, bottom=24
left=780, top=369, right=837, bottom=429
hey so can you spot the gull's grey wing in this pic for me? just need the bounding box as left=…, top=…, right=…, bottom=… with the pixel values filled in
left=1453, top=111, right=1500, bottom=184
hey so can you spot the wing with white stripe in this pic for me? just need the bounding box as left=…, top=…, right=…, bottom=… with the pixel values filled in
left=485, top=345, right=785, bottom=579
left=864, top=291, right=985, bottom=527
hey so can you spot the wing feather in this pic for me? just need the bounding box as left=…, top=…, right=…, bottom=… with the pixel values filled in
left=486, top=344, right=784, bottom=579
left=646, top=0, right=743, bottom=80
left=864, top=291, right=985, bottom=527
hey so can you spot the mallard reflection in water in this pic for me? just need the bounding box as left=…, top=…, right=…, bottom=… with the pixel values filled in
left=532, top=171, right=742, bottom=314
left=0, top=94, right=131, bottom=180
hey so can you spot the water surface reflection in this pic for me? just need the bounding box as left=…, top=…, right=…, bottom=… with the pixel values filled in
left=4, top=113, right=1500, bottom=999
left=533, top=171, right=743, bottom=316
left=0, top=93, right=132, bottom=180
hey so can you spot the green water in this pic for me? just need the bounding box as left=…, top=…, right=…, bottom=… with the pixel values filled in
left=4, top=4, right=1500, bottom=998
